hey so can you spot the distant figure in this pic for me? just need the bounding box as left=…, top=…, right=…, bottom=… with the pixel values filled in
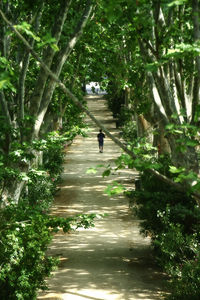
left=97, top=129, right=105, bottom=153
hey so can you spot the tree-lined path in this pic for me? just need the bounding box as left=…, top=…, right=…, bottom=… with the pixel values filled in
left=38, top=95, right=167, bottom=300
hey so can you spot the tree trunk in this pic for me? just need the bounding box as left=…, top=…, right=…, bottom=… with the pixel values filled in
left=157, top=123, right=171, bottom=155
left=125, top=86, right=130, bottom=108
left=33, top=0, right=93, bottom=138
left=29, top=0, right=72, bottom=120
left=1, top=179, right=25, bottom=206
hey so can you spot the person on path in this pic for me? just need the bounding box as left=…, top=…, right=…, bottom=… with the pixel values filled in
left=97, top=129, right=105, bottom=153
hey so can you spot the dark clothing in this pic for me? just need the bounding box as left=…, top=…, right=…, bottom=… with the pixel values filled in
left=97, top=132, right=105, bottom=146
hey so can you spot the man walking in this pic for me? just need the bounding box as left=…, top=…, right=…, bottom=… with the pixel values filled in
left=97, top=129, right=105, bottom=153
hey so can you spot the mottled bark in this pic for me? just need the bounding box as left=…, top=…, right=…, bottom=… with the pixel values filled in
left=137, top=4, right=199, bottom=173
left=124, top=87, right=130, bottom=108
left=1, top=180, right=25, bottom=206
left=0, top=1, right=10, bottom=58
left=157, top=124, right=171, bottom=155
left=0, top=91, right=12, bottom=127
left=192, top=0, right=200, bottom=123
left=192, top=0, right=200, bottom=79
left=136, top=114, right=153, bottom=143
left=18, top=2, right=44, bottom=123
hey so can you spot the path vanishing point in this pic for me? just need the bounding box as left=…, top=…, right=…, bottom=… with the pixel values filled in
left=37, top=95, right=168, bottom=300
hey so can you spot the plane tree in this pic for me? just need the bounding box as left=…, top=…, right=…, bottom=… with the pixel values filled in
left=0, top=0, right=94, bottom=204
left=84, top=0, right=200, bottom=186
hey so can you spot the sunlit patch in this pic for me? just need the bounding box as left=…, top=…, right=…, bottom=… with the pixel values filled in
left=62, top=289, right=125, bottom=300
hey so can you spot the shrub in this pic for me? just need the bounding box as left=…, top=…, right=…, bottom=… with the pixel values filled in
left=168, top=255, right=200, bottom=300
left=43, top=132, right=66, bottom=183
left=0, top=203, right=58, bottom=300
left=42, top=129, right=87, bottom=184
left=155, top=224, right=200, bottom=299
left=21, top=169, right=55, bottom=212
left=131, top=171, right=200, bottom=299
left=0, top=203, right=98, bottom=300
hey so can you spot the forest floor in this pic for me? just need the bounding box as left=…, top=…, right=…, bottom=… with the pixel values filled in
left=37, top=95, right=168, bottom=300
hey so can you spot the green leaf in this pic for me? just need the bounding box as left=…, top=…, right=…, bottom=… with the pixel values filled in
left=96, top=164, right=104, bottom=168
left=186, top=140, right=198, bottom=147
left=86, top=167, right=97, bottom=174
left=166, top=124, right=174, bottom=130
left=0, top=79, right=8, bottom=89
left=19, top=172, right=30, bottom=181
left=14, top=22, right=40, bottom=41
left=174, top=129, right=183, bottom=134
left=168, top=0, right=188, bottom=7
left=145, top=62, right=160, bottom=72
left=37, top=33, right=59, bottom=51
left=169, top=166, right=185, bottom=174
left=50, top=43, right=59, bottom=52
left=104, top=181, right=125, bottom=196
left=102, top=169, right=111, bottom=177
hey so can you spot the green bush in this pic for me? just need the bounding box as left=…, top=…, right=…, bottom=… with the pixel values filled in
left=43, top=132, right=66, bottom=183
left=42, top=129, right=87, bottom=184
left=0, top=203, right=98, bottom=300
left=168, top=255, right=200, bottom=300
left=0, top=204, right=58, bottom=300
left=21, top=169, right=55, bottom=212
left=132, top=171, right=196, bottom=237
left=155, top=224, right=200, bottom=300
left=131, top=170, right=200, bottom=299
left=122, top=119, right=137, bottom=142
left=106, top=87, right=125, bottom=119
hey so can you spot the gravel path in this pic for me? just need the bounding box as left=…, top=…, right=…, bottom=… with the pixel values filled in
left=37, top=95, right=167, bottom=300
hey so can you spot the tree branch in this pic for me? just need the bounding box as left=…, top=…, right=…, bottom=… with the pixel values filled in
left=0, top=91, right=12, bottom=127
left=142, top=38, right=158, bottom=57
left=18, top=2, right=44, bottom=122
left=34, top=0, right=94, bottom=138
left=192, top=75, right=200, bottom=123
left=192, top=0, right=200, bottom=79
left=55, top=0, right=93, bottom=67
left=29, top=0, right=72, bottom=118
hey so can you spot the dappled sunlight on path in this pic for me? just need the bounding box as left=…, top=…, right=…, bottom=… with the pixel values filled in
left=38, top=95, right=167, bottom=300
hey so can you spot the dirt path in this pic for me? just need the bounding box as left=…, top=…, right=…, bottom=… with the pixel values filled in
left=37, top=95, right=167, bottom=300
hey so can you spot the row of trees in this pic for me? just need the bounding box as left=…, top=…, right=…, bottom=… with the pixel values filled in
left=54, top=0, right=200, bottom=201
left=86, top=0, right=200, bottom=189
left=1, top=0, right=200, bottom=205
left=0, top=0, right=95, bottom=205
left=1, top=0, right=200, bottom=298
